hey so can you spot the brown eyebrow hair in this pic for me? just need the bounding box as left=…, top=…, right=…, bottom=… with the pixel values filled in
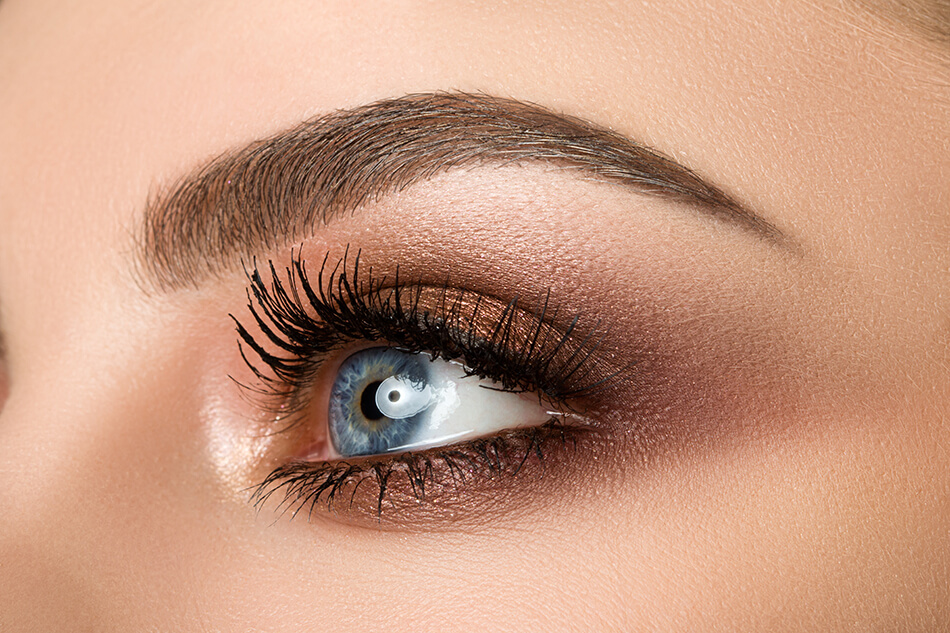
left=857, top=0, right=950, bottom=47
left=137, top=92, right=786, bottom=291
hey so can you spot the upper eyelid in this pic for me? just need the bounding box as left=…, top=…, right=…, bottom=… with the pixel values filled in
left=135, top=92, right=791, bottom=294
left=232, top=250, right=625, bottom=422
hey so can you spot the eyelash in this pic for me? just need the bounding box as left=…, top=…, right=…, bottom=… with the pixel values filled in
left=233, top=247, right=617, bottom=521
left=251, top=421, right=589, bottom=523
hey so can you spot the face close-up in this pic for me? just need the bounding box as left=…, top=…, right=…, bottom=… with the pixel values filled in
left=0, top=1, right=948, bottom=630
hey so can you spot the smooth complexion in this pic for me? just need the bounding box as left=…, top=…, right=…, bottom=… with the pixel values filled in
left=0, top=1, right=948, bottom=630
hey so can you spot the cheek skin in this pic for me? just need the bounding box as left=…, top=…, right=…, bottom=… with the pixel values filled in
left=0, top=309, right=218, bottom=628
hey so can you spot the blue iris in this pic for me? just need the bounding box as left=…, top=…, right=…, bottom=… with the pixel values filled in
left=328, top=347, right=433, bottom=457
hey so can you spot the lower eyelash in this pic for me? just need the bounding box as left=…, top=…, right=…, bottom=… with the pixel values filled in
left=250, top=420, right=589, bottom=524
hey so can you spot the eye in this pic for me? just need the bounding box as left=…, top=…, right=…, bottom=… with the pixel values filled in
left=327, top=347, right=553, bottom=458
left=235, top=248, right=622, bottom=525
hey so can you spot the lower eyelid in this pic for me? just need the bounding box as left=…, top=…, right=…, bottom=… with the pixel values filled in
left=250, top=420, right=605, bottom=530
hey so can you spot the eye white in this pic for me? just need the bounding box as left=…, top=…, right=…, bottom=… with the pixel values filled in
left=381, top=356, right=552, bottom=453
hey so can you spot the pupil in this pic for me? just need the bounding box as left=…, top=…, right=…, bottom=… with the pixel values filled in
left=388, top=390, right=400, bottom=402
left=361, top=380, right=385, bottom=420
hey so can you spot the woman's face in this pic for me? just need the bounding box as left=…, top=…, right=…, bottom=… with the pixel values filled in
left=0, top=1, right=947, bottom=630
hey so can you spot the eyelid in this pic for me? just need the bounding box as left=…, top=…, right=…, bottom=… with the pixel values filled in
left=229, top=247, right=630, bottom=526
left=250, top=419, right=604, bottom=529
left=232, top=248, right=626, bottom=428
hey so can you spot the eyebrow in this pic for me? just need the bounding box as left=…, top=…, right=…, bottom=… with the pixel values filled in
left=137, top=92, right=786, bottom=291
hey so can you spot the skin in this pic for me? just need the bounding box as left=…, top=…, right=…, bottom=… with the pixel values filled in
left=0, top=0, right=947, bottom=630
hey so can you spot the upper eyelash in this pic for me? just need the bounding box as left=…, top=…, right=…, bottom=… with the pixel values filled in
left=231, top=246, right=621, bottom=424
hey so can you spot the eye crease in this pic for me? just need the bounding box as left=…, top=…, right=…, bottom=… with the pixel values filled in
left=233, top=248, right=620, bottom=522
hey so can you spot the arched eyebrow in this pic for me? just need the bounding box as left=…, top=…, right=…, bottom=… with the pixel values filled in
left=136, top=92, right=788, bottom=291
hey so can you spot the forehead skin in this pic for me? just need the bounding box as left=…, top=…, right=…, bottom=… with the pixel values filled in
left=0, top=1, right=948, bottom=631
